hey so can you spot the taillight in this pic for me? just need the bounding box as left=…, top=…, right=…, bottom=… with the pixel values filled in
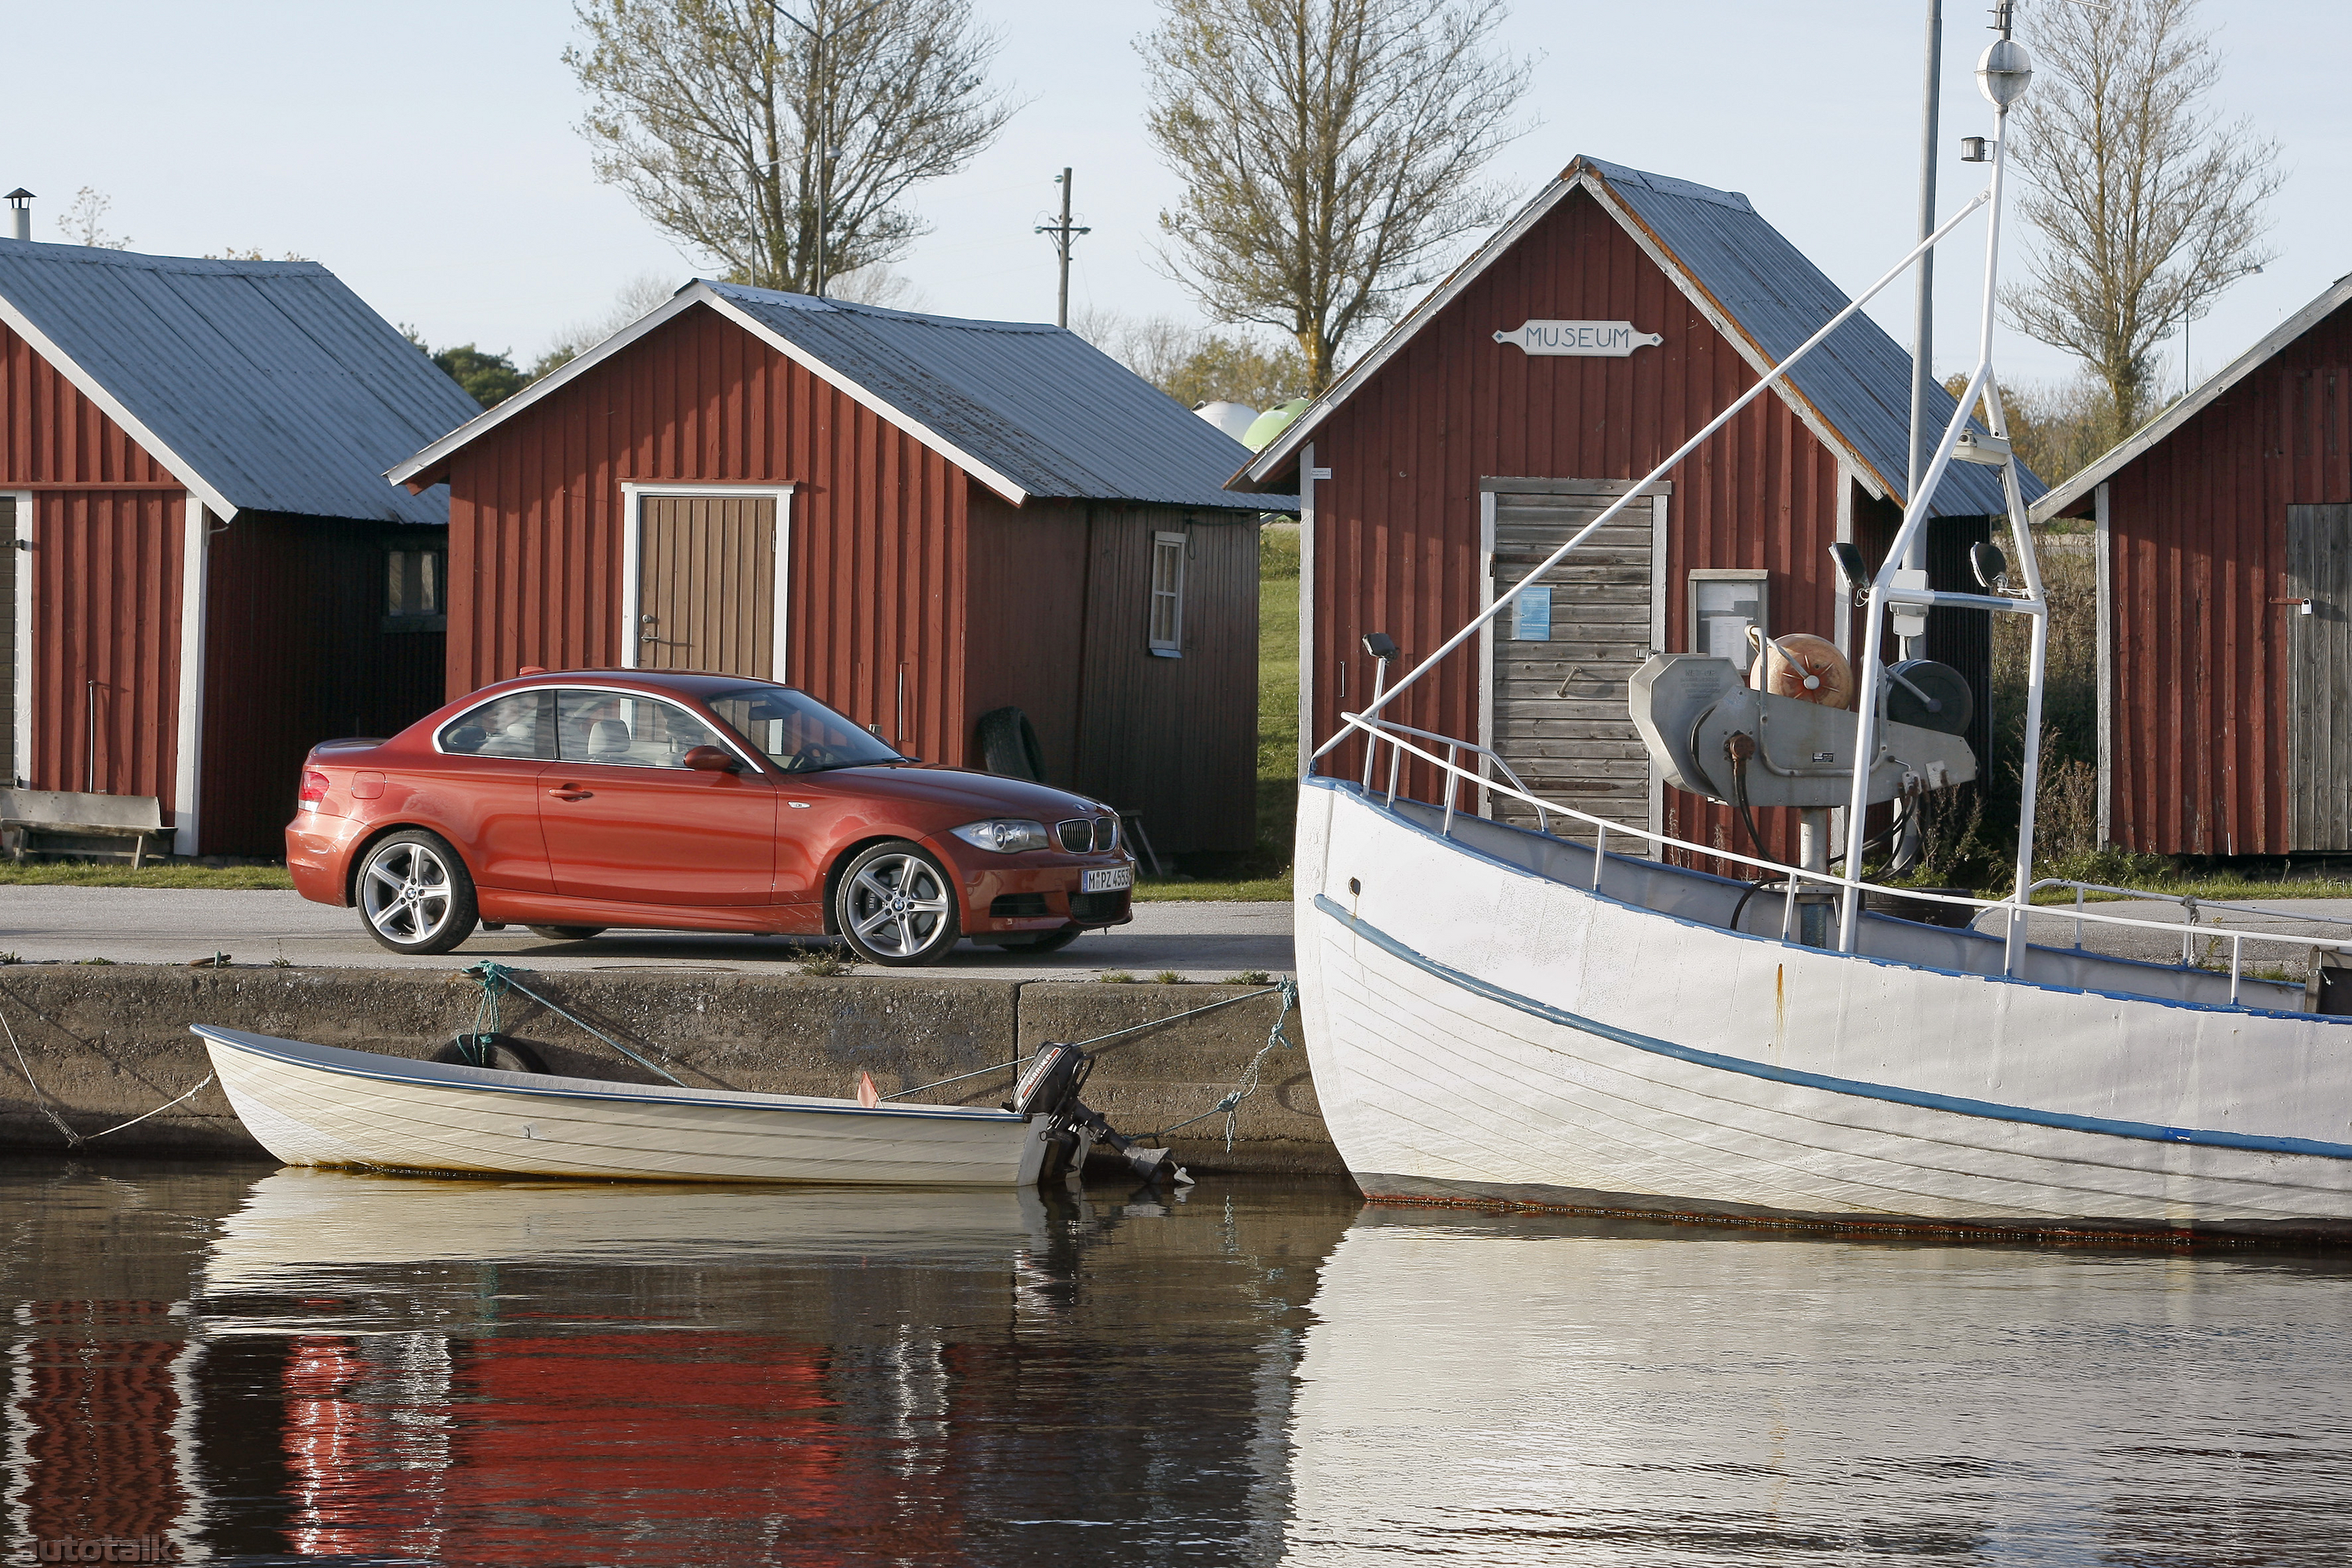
left=298, top=769, right=329, bottom=810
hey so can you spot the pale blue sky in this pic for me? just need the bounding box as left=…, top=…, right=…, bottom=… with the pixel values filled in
left=7, top=1, right=2342, bottom=396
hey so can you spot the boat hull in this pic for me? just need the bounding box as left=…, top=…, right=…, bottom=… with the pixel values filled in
left=197, top=1027, right=1051, bottom=1186
left=1294, top=779, right=2352, bottom=1239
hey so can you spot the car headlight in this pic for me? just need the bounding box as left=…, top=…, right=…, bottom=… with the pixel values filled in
left=951, top=818, right=1051, bottom=853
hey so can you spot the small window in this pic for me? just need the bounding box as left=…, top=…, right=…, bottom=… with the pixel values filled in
left=438, top=690, right=554, bottom=759
left=1149, top=531, right=1187, bottom=656
left=386, top=547, right=448, bottom=633
left=554, top=689, right=732, bottom=769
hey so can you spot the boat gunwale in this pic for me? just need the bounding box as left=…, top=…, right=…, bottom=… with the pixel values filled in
left=1309, top=889, right=2352, bottom=1163
left=1305, top=774, right=2338, bottom=1026
left=194, top=1025, right=1029, bottom=1123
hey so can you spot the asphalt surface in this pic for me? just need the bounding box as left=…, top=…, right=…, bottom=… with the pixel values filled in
left=0, top=887, right=1294, bottom=981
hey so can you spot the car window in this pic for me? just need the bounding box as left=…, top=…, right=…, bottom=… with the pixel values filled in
left=705, top=685, right=902, bottom=772
left=554, top=690, right=733, bottom=769
left=438, top=691, right=555, bottom=759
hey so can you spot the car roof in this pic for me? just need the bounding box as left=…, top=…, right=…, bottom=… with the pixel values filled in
left=460, top=670, right=801, bottom=702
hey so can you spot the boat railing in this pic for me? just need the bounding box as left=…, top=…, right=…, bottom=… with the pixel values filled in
left=1338, top=710, right=2344, bottom=1004
left=2029, top=877, right=2352, bottom=964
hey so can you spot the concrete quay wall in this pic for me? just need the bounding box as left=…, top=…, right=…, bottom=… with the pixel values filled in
left=0, top=967, right=1343, bottom=1175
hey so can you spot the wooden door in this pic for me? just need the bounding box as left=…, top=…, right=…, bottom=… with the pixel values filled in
left=0, top=497, right=14, bottom=786
left=2288, top=503, right=2352, bottom=848
left=1483, top=484, right=1663, bottom=840
left=637, top=495, right=779, bottom=678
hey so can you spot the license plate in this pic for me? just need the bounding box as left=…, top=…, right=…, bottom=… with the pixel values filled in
left=1082, top=866, right=1132, bottom=893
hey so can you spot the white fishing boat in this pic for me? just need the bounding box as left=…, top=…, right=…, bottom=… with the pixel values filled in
left=1292, top=20, right=2352, bottom=1240
left=194, top=1025, right=1096, bottom=1187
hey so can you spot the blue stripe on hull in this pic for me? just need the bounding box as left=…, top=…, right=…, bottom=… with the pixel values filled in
left=1312, top=894, right=2352, bottom=1163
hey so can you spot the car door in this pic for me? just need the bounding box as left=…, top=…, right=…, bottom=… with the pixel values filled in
left=537, top=688, right=776, bottom=907
left=428, top=688, right=557, bottom=891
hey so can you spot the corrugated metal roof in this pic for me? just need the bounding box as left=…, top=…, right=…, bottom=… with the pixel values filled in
left=1243, top=154, right=2039, bottom=520
left=705, top=282, right=1296, bottom=513
left=0, top=240, right=481, bottom=524
left=1585, top=158, right=2034, bottom=517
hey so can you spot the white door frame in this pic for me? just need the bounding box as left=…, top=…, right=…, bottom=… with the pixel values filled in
left=5, top=490, right=28, bottom=793
left=619, top=483, right=795, bottom=677
left=173, top=494, right=211, bottom=855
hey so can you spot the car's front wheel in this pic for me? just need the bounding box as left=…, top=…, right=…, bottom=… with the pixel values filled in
left=356, top=830, right=478, bottom=956
left=835, top=840, right=960, bottom=966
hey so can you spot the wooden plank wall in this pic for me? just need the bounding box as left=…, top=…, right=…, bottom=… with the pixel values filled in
left=962, top=495, right=1090, bottom=778
left=2287, top=505, right=2352, bottom=848
left=443, top=306, right=968, bottom=769
left=1307, top=186, right=1847, bottom=865
left=2106, top=300, right=2352, bottom=854
left=1486, top=490, right=1653, bottom=835
left=201, top=515, right=450, bottom=855
left=28, top=492, right=182, bottom=806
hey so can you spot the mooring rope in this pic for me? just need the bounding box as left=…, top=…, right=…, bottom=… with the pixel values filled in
left=4, top=1004, right=215, bottom=1148
left=880, top=981, right=1290, bottom=1102
left=461, top=961, right=688, bottom=1087
left=1142, top=977, right=1299, bottom=1151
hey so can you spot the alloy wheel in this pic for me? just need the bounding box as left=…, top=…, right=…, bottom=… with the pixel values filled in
left=844, top=853, right=953, bottom=960
left=363, top=840, right=456, bottom=946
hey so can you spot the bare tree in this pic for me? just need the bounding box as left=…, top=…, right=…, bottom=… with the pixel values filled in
left=533, top=272, right=681, bottom=377
left=826, top=260, right=930, bottom=310
left=57, top=188, right=129, bottom=250
left=1142, top=0, right=1531, bottom=392
left=2003, top=0, right=2282, bottom=433
left=567, top=0, right=1014, bottom=293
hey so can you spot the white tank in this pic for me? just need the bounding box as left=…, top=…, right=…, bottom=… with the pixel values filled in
left=1192, top=401, right=1258, bottom=441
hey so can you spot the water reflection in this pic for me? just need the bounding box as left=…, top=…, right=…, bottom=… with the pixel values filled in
left=8, top=1162, right=2352, bottom=1565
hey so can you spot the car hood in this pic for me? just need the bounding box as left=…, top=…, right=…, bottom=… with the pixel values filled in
left=807, top=766, right=1105, bottom=822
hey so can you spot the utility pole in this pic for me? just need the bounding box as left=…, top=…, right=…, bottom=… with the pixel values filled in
left=1035, top=169, right=1091, bottom=328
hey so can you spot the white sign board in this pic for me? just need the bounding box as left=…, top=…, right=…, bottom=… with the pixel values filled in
left=1494, top=320, right=1663, bottom=358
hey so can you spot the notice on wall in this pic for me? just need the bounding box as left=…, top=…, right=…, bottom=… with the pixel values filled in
left=1494, top=321, right=1664, bottom=358
left=1514, top=586, right=1553, bottom=641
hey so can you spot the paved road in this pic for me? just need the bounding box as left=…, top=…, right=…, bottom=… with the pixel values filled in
left=0, top=887, right=1294, bottom=981
left=1970, top=896, right=2352, bottom=979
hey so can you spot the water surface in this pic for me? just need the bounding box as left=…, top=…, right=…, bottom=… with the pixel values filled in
left=5, top=1160, right=2350, bottom=1565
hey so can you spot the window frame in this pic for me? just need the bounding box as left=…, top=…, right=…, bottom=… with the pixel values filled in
left=1148, top=530, right=1188, bottom=657
left=384, top=545, right=448, bottom=633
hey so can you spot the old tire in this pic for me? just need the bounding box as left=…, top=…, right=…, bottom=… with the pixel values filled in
left=432, top=1034, right=550, bottom=1075
left=356, top=830, right=477, bottom=956
left=526, top=925, right=606, bottom=942
left=835, top=840, right=961, bottom=966
left=975, top=706, right=1046, bottom=782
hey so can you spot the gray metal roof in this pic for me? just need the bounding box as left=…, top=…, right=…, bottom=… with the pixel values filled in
left=1244, top=155, right=2038, bottom=520
left=1589, top=158, right=2033, bottom=517
left=0, top=241, right=481, bottom=524
left=706, top=282, right=1294, bottom=512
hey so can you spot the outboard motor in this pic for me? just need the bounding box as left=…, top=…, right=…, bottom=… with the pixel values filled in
left=1011, top=1043, right=1191, bottom=1186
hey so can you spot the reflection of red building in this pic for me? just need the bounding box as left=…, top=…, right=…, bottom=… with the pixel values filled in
left=8, top=1301, right=196, bottom=1555
left=276, top=1329, right=966, bottom=1565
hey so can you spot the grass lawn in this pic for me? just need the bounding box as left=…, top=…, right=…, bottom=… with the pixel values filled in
left=0, top=862, right=294, bottom=889
left=1132, top=525, right=1298, bottom=902
left=2027, top=868, right=2352, bottom=907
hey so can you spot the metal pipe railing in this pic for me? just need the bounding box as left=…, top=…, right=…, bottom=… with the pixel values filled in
left=1338, top=711, right=2343, bottom=1003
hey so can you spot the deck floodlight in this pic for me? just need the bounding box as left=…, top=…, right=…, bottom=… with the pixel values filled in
left=1976, top=38, right=2033, bottom=108
left=1969, top=540, right=2011, bottom=593
left=1959, top=136, right=1992, bottom=163
left=1363, top=632, right=1399, bottom=662
left=1828, top=542, right=1871, bottom=606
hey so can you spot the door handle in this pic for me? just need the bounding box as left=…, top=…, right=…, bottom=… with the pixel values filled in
left=547, top=787, right=593, bottom=800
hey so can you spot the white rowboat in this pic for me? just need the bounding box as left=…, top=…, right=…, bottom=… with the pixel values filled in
left=194, top=1025, right=1053, bottom=1186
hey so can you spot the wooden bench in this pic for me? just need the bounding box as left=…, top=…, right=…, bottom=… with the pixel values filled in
left=0, top=789, right=169, bottom=867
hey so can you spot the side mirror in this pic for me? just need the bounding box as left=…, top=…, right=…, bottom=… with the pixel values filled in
left=681, top=745, right=737, bottom=772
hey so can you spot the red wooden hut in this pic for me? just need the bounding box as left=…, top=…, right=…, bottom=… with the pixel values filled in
left=0, top=238, right=482, bottom=855
left=1236, top=154, right=2037, bottom=861
left=392, top=282, right=1294, bottom=858
left=2034, top=271, right=2352, bottom=855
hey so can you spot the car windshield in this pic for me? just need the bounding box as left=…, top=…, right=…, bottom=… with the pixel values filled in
left=704, top=685, right=905, bottom=773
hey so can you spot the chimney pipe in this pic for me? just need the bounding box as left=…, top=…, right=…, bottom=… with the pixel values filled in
left=5, top=191, right=31, bottom=243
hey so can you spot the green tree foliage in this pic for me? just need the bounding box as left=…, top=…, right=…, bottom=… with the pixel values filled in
left=565, top=0, right=1013, bottom=293
left=1074, top=308, right=1307, bottom=410
left=402, top=327, right=530, bottom=409
left=1944, top=371, right=2120, bottom=495
left=1141, top=0, right=1531, bottom=391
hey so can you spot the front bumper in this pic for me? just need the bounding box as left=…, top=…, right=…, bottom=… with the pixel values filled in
left=943, top=851, right=1138, bottom=935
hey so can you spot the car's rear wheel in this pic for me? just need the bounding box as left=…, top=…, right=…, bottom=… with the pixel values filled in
left=357, top=830, right=477, bottom=956
left=835, top=840, right=960, bottom=966
left=526, top=925, right=605, bottom=942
